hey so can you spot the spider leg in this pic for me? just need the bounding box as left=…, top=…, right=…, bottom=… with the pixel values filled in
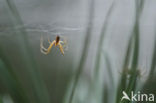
left=58, top=42, right=64, bottom=55
left=47, top=40, right=55, bottom=53
left=40, top=48, right=49, bottom=54
left=40, top=39, right=49, bottom=54
left=59, top=41, right=63, bottom=43
left=40, top=36, right=55, bottom=54
left=40, top=36, right=48, bottom=51
left=59, top=40, right=66, bottom=47
left=40, top=43, right=48, bottom=51
left=48, top=37, right=52, bottom=44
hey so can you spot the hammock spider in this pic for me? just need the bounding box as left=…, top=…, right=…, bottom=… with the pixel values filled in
left=40, top=35, right=66, bottom=55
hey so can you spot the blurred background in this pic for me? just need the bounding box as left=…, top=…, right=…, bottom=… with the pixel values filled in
left=0, top=0, right=156, bottom=103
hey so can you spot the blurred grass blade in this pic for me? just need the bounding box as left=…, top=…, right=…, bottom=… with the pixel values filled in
left=4, top=0, right=50, bottom=103
left=85, top=1, right=116, bottom=103
left=126, top=34, right=139, bottom=96
left=149, top=36, right=156, bottom=79
left=115, top=35, right=133, bottom=103
left=102, top=50, right=114, bottom=86
left=102, top=84, right=108, bottom=103
left=0, top=58, right=29, bottom=103
left=126, top=0, right=144, bottom=94
left=68, top=0, right=95, bottom=103
left=94, top=1, right=115, bottom=76
left=116, top=1, right=145, bottom=103
left=0, top=96, right=3, bottom=103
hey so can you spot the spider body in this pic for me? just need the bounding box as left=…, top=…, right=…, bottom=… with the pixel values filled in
left=40, top=35, right=65, bottom=55
left=55, top=36, right=60, bottom=46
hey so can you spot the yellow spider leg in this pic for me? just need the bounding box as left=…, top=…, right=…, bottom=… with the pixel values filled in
left=60, top=40, right=67, bottom=47
left=48, top=37, right=52, bottom=44
left=40, top=35, right=56, bottom=54
left=47, top=40, right=55, bottom=53
left=40, top=41, right=55, bottom=55
left=58, top=42, right=64, bottom=55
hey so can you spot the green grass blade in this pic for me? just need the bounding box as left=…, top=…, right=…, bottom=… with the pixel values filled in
left=0, top=58, right=29, bottom=103
left=4, top=0, right=50, bottom=103
left=102, top=51, right=114, bottom=86
left=149, top=36, right=156, bottom=79
left=94, top=1, right=115, bottom=76
left=116, top=1, right=145, bottom=103
left=126, top=0, right=144, bottom=94
left=115, top=35, right=133, bottom=103
left=102, top=84, right=108, bottom=103
left=0, top=96, right=3, bottom=103
left=68, top=0, right=95, bottom=103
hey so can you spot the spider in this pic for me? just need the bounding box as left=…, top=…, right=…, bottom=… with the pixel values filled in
left=40, top=35, right=65, bottom=55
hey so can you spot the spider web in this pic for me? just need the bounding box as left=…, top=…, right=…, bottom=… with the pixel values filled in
left=0, top=23, right=83, bottom=35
